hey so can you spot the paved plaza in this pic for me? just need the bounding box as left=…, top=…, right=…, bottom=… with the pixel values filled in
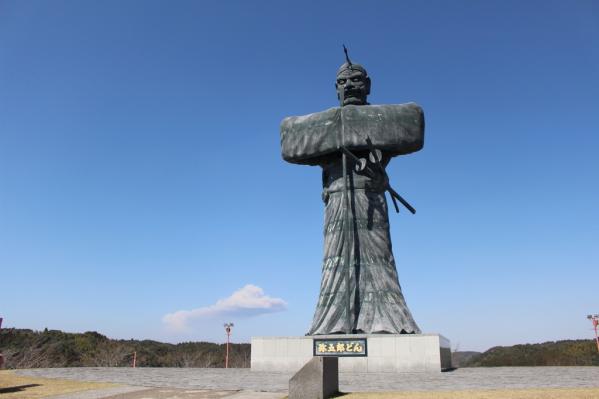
left=15, top=366, right=599, bottom=397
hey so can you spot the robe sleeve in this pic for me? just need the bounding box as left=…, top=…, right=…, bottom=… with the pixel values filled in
left=280, top=103, right=424, bottom=165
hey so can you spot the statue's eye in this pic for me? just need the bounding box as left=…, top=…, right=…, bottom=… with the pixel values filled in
left=337, top=79, right=346, bottom=85
left=351, top=77, right=361, bottom=82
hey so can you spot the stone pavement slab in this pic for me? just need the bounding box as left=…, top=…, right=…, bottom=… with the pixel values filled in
left=17, top=366, right=599, bottom=393
left=47, top=387, right=284, bottom=399
left=99, top=388, right=284, bottom=399
left=46, top=386, right=149, bottom=399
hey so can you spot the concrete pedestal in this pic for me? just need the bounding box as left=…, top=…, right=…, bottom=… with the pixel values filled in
left=251, top=334, right=451, bottom=373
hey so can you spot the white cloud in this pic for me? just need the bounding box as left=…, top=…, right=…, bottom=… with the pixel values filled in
left=162, top=284, right=287, bottom=332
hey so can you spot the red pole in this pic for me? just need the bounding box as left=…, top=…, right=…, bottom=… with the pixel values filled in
left=223, top=322, right=233, bottom=368
left=593, top=319, right=599, bottom=353
left=132, top=351, right=137, bottom=368
left=225, top=328, right=230, bottom=368
left=0, top=317, right=3, bottom=369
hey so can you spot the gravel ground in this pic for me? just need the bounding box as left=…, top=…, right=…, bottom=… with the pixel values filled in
left=16, top=367, right=599, bottom=393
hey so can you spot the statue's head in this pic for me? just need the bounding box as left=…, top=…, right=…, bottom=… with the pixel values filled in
left=336, top=62, right=371, bottom=106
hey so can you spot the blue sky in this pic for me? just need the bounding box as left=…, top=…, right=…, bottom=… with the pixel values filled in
left=1, top=1, right=598, bottom=352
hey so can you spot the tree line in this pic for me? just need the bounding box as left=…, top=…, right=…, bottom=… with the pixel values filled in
left=462, top=339, right=599, bottom=367
left=0, top=328, right=250, bottom=369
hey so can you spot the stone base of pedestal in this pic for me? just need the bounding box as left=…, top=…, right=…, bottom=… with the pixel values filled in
left=251, top=334, right=451, bottom=373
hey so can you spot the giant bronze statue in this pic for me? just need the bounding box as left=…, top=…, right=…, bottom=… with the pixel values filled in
left=280, top=48, right=424, bottom=335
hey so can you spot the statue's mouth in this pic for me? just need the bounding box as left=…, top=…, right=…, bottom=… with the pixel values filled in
left=344, top=89, right=363, bottom=101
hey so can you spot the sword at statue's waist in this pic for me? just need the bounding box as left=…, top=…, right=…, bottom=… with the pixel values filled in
left=323, top=162, right=386, bottom=184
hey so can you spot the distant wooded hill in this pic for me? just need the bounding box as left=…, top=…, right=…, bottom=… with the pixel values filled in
left=0, top=328, right=250, bottom=369
left=461, top=340, right=599, bottom=367
left=1, top=329, right=597, bottom=369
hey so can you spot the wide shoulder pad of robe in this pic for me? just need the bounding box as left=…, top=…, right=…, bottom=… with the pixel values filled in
left=280, top=103, right=424, bottom=165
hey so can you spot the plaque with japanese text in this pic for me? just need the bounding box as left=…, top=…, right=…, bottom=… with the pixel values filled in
left=313, top=338, right=367, bottom=357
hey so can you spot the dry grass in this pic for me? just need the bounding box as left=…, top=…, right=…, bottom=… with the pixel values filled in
left=338, top=388, right=599, bottom=399
left=0, top=370, right=117, bottom=399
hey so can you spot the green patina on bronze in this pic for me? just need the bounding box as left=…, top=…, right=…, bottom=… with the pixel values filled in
left=280, top=52, right=424, bottom=335
left=280, top=104, right=424, bottom=165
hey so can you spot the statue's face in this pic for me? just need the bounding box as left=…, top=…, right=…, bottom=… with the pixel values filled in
left=336, top=69, right=371, bottom=106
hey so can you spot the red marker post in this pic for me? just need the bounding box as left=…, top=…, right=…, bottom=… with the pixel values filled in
left=0, top=317, right=4, bottom=368
left=224, top=323, right=234, bottom=368
left=588, top=314, right=599, bottom=353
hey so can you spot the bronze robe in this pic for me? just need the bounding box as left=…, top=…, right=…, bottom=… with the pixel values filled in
left=280, top=104, right=424, bottom=335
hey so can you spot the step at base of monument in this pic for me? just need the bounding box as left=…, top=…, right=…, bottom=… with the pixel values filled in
left=251, top=333, right=451, bottom=373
